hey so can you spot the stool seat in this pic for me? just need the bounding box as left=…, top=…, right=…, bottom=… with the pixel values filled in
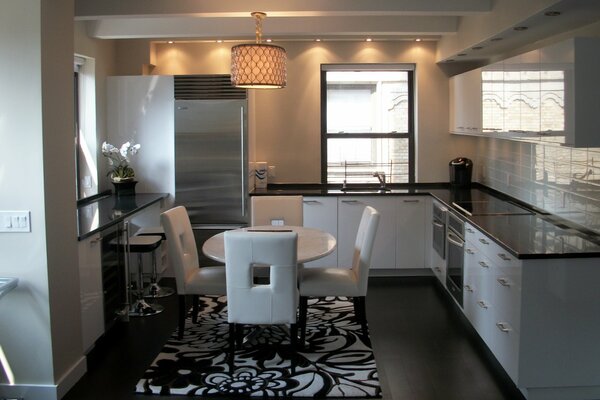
left=136, top=226, right=166, bottom=241
left=127, top=235, right=162, bottom=253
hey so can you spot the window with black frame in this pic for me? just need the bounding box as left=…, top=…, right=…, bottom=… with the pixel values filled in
left=321, top=64, right=415, bottom=185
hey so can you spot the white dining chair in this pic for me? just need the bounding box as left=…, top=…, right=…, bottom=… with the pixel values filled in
left=161, top=206, right=226, bottom=339
left=224, top=230, right=299, bottom=369
left=251, top=195, right=303, bottom=226
left=298, top=206, right=380, bottom=344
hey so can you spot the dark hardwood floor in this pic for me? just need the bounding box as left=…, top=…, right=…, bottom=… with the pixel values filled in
left=63, top=277, right=523, bottom=400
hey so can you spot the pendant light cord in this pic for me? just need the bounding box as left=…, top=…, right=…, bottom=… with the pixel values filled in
left=251, top=12, right=266, bottom=44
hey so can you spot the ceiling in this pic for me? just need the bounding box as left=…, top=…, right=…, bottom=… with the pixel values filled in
left=75, top=0, right=600, bottom=64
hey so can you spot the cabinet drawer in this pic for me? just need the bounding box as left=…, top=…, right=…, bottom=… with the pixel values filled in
left=464, top=288, right=494, bottom=342
left=493, top=266, right=522, bottom=332
left=489, top=318, right=520, bottom=382
left=465, top=223, right=519, bottom=268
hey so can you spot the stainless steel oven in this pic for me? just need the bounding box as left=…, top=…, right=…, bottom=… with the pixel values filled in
left=446, top=210, right=464, bottom=307
left=432, top=201, right=447, bottom=259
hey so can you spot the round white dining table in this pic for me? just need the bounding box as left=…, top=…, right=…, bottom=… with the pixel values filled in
left=202, top=225, right=336, bottom=264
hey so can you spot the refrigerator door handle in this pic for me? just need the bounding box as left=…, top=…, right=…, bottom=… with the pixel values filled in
left=240, top=105, right=246, bottom=217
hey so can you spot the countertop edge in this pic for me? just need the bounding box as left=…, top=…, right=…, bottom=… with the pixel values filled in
left=77, top=193, right=168, bottom=241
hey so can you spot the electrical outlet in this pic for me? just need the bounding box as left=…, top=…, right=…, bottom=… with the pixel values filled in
left=268, top=165, right=276, bottom=179
left=0, top=211, right=31, bottom=233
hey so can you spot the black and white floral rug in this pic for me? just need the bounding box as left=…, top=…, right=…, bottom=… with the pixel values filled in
left=136, top=296, right=382, bottom=397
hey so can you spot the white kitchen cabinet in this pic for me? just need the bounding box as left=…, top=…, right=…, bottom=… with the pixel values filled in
left=478, top=37, right=600, bottom=147
left=396, top=196, right=425, bottom=269
left=337, top=197, right=397, bottom=269
left=302, top=196, right=338, bottom=267
left=449, top=67, right=482, bottom=135
left=464, top=222, right=521, bottom=382
left=78, top=233, right=104, bottom=353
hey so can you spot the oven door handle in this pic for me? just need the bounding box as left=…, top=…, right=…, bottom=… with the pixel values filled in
left=432, top=220, right=444, bottom=228
left=447, top=232, right=464, bottom=247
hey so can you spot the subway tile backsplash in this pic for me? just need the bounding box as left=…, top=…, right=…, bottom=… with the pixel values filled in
left=477, top=139, right=600, bottom=234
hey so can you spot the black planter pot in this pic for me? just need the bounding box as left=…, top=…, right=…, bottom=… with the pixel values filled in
left=112, top=180, right=138, bottom=198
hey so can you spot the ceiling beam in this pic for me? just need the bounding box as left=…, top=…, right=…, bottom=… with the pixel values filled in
left=75, top=0, right=492, bottom=19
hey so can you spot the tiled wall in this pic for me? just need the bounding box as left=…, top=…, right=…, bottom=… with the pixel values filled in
left=477, top=138, right=600, bottom=233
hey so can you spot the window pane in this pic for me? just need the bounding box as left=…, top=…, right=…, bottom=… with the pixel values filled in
left=326, top=71, right=409, bottom=134
left=327, top=138, right=410, bottom=184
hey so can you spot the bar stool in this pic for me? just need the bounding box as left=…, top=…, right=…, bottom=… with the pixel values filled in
left=135, top=226, right=175, bottom=298
left=111, top=234, right=165, bottom=317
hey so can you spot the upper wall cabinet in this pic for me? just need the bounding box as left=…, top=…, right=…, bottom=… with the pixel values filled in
left=451, top=37, right=600, bottom=148
left=449, top=68, right=482, bottom=135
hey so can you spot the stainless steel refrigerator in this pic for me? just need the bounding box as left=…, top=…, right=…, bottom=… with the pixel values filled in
left=174, top=75, right=248, bottom=260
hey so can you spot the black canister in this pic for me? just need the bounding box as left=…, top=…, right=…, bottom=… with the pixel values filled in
left=449, top=157, right=473, bottom=186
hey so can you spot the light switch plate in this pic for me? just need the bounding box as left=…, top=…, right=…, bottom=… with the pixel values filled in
left=0, top=211, right=31, bottom=232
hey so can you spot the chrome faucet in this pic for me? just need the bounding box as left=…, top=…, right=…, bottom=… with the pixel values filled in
left=373, top=171, right=386, bottom=188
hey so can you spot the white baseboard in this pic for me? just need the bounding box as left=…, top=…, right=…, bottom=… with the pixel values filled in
left=0, top=356, right=86, bottom=400
left=56, top=355, right=87, bottom=398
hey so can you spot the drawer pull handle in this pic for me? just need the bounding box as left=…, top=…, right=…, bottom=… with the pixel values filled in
left=497, top=253, right=511, bottom=261
left=479, top=238, right=490, bottom=245
left=434, top=267, right=441, bottom=272
left=478, top=261, right=489, bottom=268
left=303, top=200, right=320, bottom=204
left=403, top=199, right=420, bottom=203
left=466, top=248, right=474, bottom=255
left=432, top=221, right=444, bottom=228
left=496, top=322, right=511, bottom=333
left=497, top=278, right=511, bottom=287
left=341, top=200, right=360, bottom=204
left=464, top=285, right=473, bottom=293
left=477, top=301, right=488, bottom=309
left=466, top=227, right=474, bottom=233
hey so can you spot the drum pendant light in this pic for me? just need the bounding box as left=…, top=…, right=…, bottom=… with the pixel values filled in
left=231, top=12, right=287, bottom=89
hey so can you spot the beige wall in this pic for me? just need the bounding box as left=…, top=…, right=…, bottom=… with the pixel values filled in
left=148, top=40, right=477, bottom=183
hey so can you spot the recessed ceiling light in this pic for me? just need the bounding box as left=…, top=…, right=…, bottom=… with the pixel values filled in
left=545, top=11, right=561, bottom=17
left=472, top=46, right=483, bottom=50
left=514, top=26, right=528, bottom=31
left=491, top=37, right=504, bottom=42
left=167, top=41, right=174, bottom=44
left=266, top=38, right=273, bottom=43
left=216, top=40, right=223, bottom=43
left=415, top=38, right=422, bottom=42
left=366, top=38, right=373, bottom=42
left=315, top=38, right=322, bottom=42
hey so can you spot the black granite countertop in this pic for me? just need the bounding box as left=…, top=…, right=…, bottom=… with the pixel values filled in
left=77, top=193, right=168, bottom=241
left=252, top=183, right=600, bottom=259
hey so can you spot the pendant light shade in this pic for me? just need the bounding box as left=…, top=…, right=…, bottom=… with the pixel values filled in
left=231, top=12, right=287, bottom=89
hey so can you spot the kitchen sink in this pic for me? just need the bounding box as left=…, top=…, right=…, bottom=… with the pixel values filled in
left=0, top=277, right=18, bottom=300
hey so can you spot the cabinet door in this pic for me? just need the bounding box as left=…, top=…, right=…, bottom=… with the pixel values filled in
left=303, top=196, right=338, bottom=267
left=396, top=197, right=425, bottom=269
left=450, top=68, right=482, bottom=134
left=337, top=197, right=396, bottom=269
left=79, top=233, right=104, bottom=352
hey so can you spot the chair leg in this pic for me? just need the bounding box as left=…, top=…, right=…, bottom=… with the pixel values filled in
left=228, top=323, right=236, bottom=371
left=192, top=295, right=199, bottom=323
left=178, top=295, right=186, bottom=339
left=299, top=296, right=308, bottom=346
left=354, top=296, right=369, bottom=342
left=290, top=323, right=298, bottom=351
left=235, top=324, right=244, bottom=348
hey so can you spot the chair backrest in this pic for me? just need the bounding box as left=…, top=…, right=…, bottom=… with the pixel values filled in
left=250, top=195, right=303, bottom=226
left=351, top=206, right=380, bottom=296
left=161, top=206, right=199, bottom=295
left=224, top=231, right=298, bottom=325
